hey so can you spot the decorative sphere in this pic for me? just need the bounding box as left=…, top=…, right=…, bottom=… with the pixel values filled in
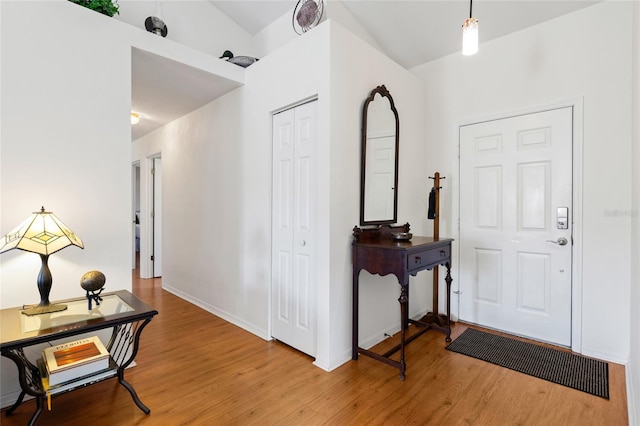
left=80, top=271, right=106, bottom=292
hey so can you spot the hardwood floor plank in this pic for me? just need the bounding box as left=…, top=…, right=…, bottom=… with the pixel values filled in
left=1, top=272, right=628, bottom=425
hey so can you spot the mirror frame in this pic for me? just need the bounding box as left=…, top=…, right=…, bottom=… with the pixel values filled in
left=360, top=85, right=400, bottom=226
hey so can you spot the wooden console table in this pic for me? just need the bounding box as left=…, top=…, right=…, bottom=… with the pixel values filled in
left=0, top=290, right=158, bottom=425
left=352, top=223, right=453, bottom=380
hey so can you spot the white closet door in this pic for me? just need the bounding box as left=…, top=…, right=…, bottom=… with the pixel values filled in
left=272, top=101, right=317, bottom=357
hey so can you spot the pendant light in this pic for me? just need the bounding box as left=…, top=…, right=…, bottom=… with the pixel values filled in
left=462, top=0, right=479, bottom=56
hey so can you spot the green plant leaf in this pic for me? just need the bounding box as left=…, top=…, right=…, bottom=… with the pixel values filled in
left=69, top=0, right=119, bottom=17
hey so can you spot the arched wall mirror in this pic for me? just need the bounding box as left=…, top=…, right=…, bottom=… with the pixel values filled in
left=360, top=85, right=399, bottom=226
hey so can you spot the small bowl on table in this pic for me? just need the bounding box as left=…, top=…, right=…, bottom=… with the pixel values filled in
left=391, top=232, right=412, bottom=241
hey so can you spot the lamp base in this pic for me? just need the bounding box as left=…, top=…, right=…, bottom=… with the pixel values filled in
left=21, top=303, right=68, bottom=316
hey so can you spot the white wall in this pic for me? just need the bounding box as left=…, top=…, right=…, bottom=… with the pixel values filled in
left=411, top=1, right=633, bottom=364
left=326, top=23, right=430, bottom=368
left=0, top=0, right=246, bottom=408
left=0, top=0, right=245, bottom=306
left=116, top=0, right=256, bottom=60
left=251, top=0, right=381, bottom=64
left=1, top=1, right=426, bottom=404
left=132, top=20, right=428, bottom=371
left=132, top=24, right=330, bottom=341
left=0, top=0, right=132, bottom=306
left=242, top=25, right=330, bottom=339
left=5, top=0, right=634, bottom=414
left=246, top=20, right=429, bottom=371
left=629, top=1, right=640, bottom=423
left=0, top=0, right=133, bottom=407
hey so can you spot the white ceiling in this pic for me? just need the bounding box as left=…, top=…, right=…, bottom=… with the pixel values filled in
left=131, top=0, right=599, bottom=140
left=131, top=48, right=242, bottom=140
left=209, top=0, right=294, bottom=35
left=212, top=1, right=598, bottom=69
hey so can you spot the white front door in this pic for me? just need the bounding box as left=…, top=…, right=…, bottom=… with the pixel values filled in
left=271, top=101, right=317, bottom=357
left=459, top=107, right=573, bottom=346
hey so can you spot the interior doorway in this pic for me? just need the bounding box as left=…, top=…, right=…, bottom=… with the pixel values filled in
left=151, top=157, right=162, bottom=278
left=136, top=154, right=162, bottom=280
left=132, top=162, right=141, bottom=273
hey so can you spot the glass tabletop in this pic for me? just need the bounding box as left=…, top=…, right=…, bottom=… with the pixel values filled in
left=20, top=295, right=134, bottom=333
left=1, top=290, right=157, bottom=349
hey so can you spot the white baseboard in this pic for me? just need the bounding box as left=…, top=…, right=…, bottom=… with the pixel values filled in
left=0, top=389, right=31, bottom=411
left=580, top=347, right=628, bottom=366
left=162, top=284, right=270, bottom=341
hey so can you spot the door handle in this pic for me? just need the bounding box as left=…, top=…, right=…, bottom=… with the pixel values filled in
left=546, top=237, right=568, bottom=246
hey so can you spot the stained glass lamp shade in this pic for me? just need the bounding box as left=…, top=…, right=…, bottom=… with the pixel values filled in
left=0, top=207, right=84, bottom=315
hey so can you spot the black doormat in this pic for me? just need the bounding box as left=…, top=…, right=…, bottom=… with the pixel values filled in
left=446, top=328, right=609, bottom=398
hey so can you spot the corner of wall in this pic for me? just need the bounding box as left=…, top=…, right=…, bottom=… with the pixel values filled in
left=627, top=1, right=640, bottom=423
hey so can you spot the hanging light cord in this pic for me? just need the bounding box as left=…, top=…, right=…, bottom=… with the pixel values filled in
left=469, top=0, right=473, bottom=19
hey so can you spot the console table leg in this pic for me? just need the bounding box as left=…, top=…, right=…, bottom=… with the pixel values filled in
left=398, top=284, right=408, bottom=380
left=118, top=371, right=150, bottom=414
left=6, top=390, right=26, bottom=416
left=114, top=318, right=153, bottom=415
left=27, top=396, right=44, bottom=426
left=5, top=385, right=43, bottom=425
left=352, top=267, right=359, bottom=361
left=445, top=262, right=452, bottom=342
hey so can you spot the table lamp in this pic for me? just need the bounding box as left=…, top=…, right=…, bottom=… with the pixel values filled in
left=0, top=207, right=84, bottom=315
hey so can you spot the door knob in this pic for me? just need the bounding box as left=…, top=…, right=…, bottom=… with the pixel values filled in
left=546, top=237, right=568, bottom=246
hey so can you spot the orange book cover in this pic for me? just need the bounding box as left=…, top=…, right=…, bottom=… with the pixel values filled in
left=43, top=336, right=110, bottom=385
left=53, top=341, right=102, bottom=367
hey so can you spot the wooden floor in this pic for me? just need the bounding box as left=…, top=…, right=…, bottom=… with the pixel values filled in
left=2, top=272, right=628, bottom=425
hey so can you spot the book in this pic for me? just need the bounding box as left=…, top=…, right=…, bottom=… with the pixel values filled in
left=38, top=357, right=117, bottom=393
left=38, top=358, right=117, bottom=410
left=42, top=336, right=110, bottom=386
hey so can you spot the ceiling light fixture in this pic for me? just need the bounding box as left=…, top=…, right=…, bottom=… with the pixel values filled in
left=131, top=113, right=140, bottom=125
left=462, top=0, right=479, bottom=56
